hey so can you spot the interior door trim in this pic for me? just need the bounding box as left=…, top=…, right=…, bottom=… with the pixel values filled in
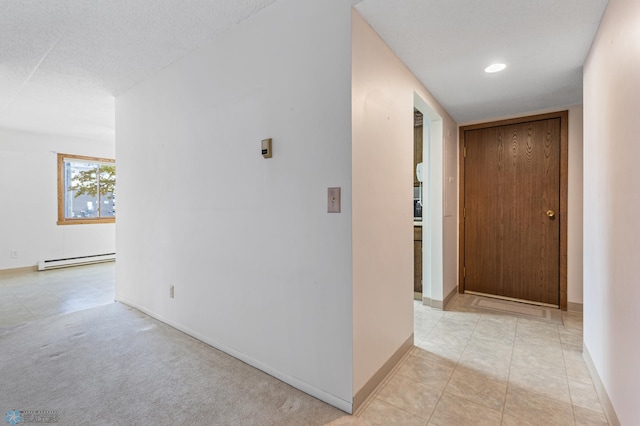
left=458, top=111, right=569, bottom=310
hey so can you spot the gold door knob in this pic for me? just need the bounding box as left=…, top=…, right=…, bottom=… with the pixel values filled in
left=547, top=210, right=556, bottom=218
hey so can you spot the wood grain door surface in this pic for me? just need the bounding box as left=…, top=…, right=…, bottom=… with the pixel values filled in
left=463, top=118, right=561, bottom=305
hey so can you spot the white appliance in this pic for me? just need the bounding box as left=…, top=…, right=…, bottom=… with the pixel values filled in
left=415, top=162, right=424, bottom=219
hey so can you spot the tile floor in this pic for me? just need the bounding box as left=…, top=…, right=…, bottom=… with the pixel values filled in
left=355, top=296, right=609, bottom=425
left=0, top=264, right=609, bottom=425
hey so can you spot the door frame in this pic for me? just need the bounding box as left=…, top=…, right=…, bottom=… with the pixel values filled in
left=458, top=111, right=569, bottom=310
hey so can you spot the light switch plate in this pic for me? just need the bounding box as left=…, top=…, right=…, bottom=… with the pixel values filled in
left=328, top=187, right=341, bottom=213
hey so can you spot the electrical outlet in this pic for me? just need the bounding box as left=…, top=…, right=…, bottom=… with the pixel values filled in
left=169, top=285, right=175, bottom=298
left=327, top=187, right=341, bottom=213
left=9, top=250, right=19, bottom=259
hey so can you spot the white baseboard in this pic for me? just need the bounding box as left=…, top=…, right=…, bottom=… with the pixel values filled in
left=115, top=296, right=353, bottom=414
left=582, top=343, right=621, bottom=426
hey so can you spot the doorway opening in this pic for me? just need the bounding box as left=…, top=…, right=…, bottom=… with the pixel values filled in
left=413, top=93, right=444, bottom=308
left=414, top=108, right=424, bottom=301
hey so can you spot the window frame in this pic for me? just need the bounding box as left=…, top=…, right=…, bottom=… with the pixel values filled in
left=57, top=153, right=116, bottom=225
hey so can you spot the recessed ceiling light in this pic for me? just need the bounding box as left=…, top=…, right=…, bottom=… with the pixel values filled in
left=485, top=63, right=507, bottom=73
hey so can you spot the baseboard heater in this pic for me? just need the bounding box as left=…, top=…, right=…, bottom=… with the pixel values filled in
left=38, top=253, right=116, bottom=271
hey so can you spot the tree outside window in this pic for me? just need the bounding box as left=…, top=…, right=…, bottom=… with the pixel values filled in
left=57, top=154, right=116, bottom=225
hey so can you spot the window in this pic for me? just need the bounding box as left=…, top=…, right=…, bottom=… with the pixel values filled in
left=57, top=154, right=115, bottom=225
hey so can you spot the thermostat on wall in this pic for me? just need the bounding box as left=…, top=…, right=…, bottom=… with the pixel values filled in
left=262, top=138, right=272, bottom=158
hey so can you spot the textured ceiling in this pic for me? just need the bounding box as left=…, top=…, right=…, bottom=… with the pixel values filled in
left=0, top=0, right=608, bottom=141
left=0, top=0, right=278, bottom=141
left=355, top=0, right=609, bottom=123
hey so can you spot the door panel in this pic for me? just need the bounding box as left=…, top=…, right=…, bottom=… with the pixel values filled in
left=464, top=118, right=561, bottom=305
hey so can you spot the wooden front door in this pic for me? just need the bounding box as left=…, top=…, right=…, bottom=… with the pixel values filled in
left=460, top=112, right=568, bottom=307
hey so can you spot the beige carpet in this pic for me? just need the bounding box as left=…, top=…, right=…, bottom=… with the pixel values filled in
left=464, top=294, right=564, bottom=325
left=0, top=302, right=348, bottom=426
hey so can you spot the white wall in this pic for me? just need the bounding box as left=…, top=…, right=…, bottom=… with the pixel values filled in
left=567, top=105, right=583, bottom=306
left=351, top=11, right=458, bottom=394
left=0, top=127, right=115, bottom=271
left=459, top=104, right=584, bottom=307
left=583, top=0, right=640, bottom=423
left=116, top=0, right=354, bottom=412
